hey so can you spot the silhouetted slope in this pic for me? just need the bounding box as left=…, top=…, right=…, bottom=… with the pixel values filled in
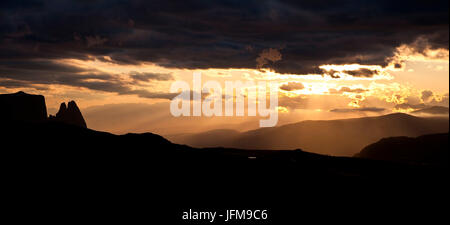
left=2, top=120, right=447, bottom=181
left=167, top=129, right=240, bottom=147
left=0, top=91, right=47, bottom=122
left=355, top=133, right=449, bottom=165
left=2, top=120, right=449, bottom=224
left=169, top=113, right=449, bottom=156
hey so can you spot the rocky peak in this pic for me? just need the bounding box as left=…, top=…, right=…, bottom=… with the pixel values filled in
left=50, top=100, right=87, bottom=128
left=56, top=102, right=67, bottom=117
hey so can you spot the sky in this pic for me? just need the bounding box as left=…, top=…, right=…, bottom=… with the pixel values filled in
left=0, top=0, right=448, bottom=134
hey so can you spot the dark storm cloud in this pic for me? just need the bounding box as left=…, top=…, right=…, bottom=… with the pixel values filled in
left=0, top=0, right=448, bottom=78
left=330, top=107, right=385, bottom=113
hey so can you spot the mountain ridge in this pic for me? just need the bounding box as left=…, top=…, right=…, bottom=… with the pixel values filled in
left=167, top=113, right=449, bottom=156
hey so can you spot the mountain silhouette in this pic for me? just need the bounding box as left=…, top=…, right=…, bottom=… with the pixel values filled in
left=2, top=92, right=448, bottom=224
left=167, top=113, right=449, bottom=156
left=49, top=101, right=87, bottom=128
left=0, top=91, right=47, bottom=123
left=3, top=117, right=447, bottom=180
left=355, top=133, right=449, bottom=165
left=1, top=91, right=87, bottom=128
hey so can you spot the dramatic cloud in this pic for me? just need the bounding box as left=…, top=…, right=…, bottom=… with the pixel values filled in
left=329, top=87, right=367, bottom=94
left=343, top=69, right=380, bottom=78
left=85, top=35, right=108, bottom=48
left=421, top=90, right=434, bottom=102
left=130, top=72, right=173, bottom=82
left=430, top=93, right=449, bottom=106
left=330, top=107, right=386, bottom=113
left=0, top=59, right=176, bottom=99
left=280, top=82, right=304, bottom=91
left=392, top=36, right=450, bottom=63
left=0, top=0, right=447, bottom=76
left=0, top=79, right=48, bottom=90
left=256, top=48, right=282, bottom=69
left=124, top=89, right=178, bottom=100
left=395, top=92, right=449, bottom=111
left=395, top=91, right=450, bottom=114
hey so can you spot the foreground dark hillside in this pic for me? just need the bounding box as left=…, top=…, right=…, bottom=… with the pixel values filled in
left=356, top=133, right=449, bottom=165
left=2, top=121, right=449, bottom=224
left=1, top=91, right=449, bottom=224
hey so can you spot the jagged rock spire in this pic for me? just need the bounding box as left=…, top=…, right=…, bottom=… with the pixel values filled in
left=51, top=100, right=87, bottom=128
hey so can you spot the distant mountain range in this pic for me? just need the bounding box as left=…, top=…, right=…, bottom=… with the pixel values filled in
left=167, top=113, right=449, bottom=156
